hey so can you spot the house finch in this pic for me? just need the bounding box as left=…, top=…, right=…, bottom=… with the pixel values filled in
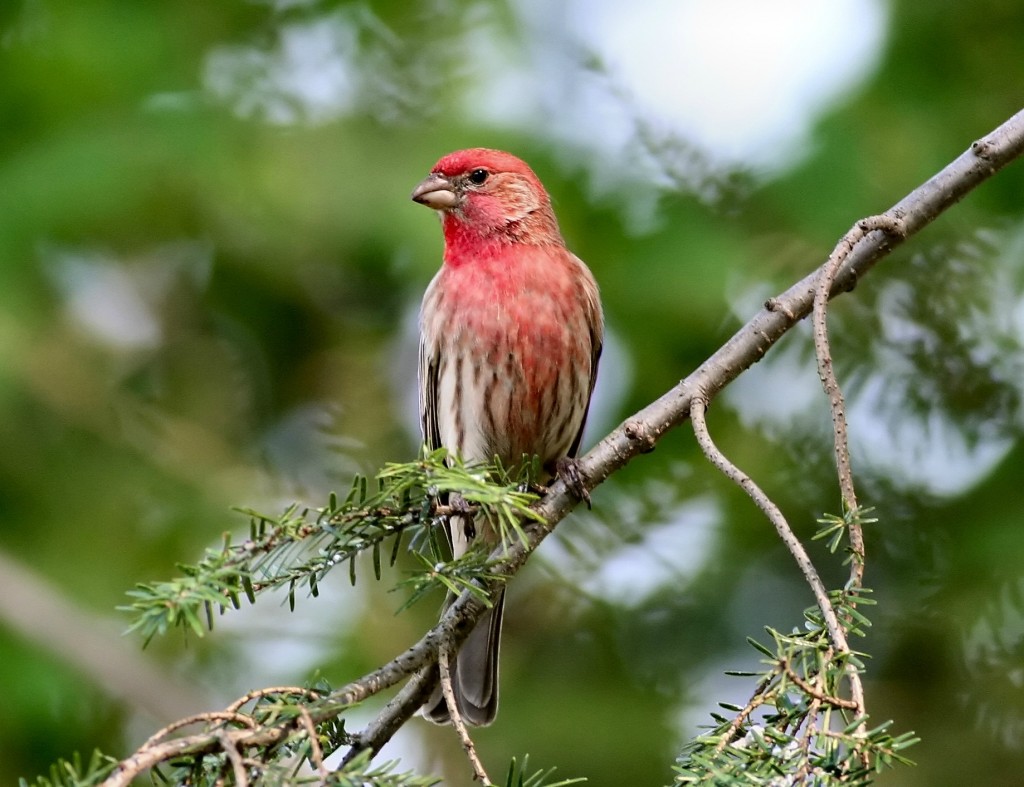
left=412, top=148, right=603, bottom=725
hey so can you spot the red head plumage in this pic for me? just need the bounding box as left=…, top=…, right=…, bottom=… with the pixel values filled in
left=411, top=148, right=562, bottom=254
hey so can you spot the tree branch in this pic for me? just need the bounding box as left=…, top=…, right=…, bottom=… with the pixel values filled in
left=574, top=107, right=1024, bottom=507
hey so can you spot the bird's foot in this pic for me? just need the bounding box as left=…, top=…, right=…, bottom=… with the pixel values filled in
left=447, top=492, right=476, bottom=540
left=449, top=492, right=473, bottom=516
left=555, top=457, right=591, bottom=509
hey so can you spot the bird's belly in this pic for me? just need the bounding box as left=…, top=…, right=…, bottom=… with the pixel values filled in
left=441, top=298, right=588, bottom=473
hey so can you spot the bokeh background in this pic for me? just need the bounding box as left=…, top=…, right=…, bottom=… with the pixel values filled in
left=2, top=1, right=1024, bottom=784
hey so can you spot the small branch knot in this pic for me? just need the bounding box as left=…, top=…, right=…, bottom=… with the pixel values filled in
left=764, top=297, right=796, bottom=320
left=624, top=420, right=656, bottom=452
left=858, top=214, right=907, bottom=239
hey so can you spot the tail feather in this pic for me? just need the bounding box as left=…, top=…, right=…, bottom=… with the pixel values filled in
left=422, top=589, right=505, bottom=726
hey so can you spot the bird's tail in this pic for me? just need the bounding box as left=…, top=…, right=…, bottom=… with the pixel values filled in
left=422, top=588, right=505, bottom=727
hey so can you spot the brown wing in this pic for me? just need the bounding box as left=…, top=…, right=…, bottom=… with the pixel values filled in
left=418, top=324, right=442, bottom=453
left=566, top=254, right=604, bottom=459
left=566, top=326, right=603, bottom=459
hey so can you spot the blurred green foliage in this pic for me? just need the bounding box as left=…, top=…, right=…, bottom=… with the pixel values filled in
left=2, top=0, right=1024, bottom=784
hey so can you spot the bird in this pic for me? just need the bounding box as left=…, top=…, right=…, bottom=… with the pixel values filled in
left=412, top=148, right=603, bottom=725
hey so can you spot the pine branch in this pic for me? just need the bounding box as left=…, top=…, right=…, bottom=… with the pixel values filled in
left=673, top=589, right=919, bottom=786
left=120, top=449, right=539, bottom=644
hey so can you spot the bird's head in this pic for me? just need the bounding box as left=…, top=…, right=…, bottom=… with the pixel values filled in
left=411, top=148, right=562, bottom=249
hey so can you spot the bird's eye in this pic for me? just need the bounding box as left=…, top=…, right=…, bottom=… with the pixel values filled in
left=467, top=168, right=489, bottom=185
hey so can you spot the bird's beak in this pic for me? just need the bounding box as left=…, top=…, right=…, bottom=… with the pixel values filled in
left=411, top=173, right=459, bottom=210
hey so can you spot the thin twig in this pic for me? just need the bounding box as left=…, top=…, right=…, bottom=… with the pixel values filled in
left=216, top=730, right=249, bottom=787
left=812, top=214, right=906, bottom=590
left=781, top=660, right=859, bottom=711
left=142, top=711, right=258, bottom=747
left=689, top=396, right=867, bottom=724
left=225, top=686, right=322, bottom=713
left=104, top=738, right=211, bottom=786
left=714, top=674, right=776, bottom=754
left=438, top=642, right=492, bottom=786
left=297, top=705, right=328, bottom=779
left=795, top=696, right=822, bottom=782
